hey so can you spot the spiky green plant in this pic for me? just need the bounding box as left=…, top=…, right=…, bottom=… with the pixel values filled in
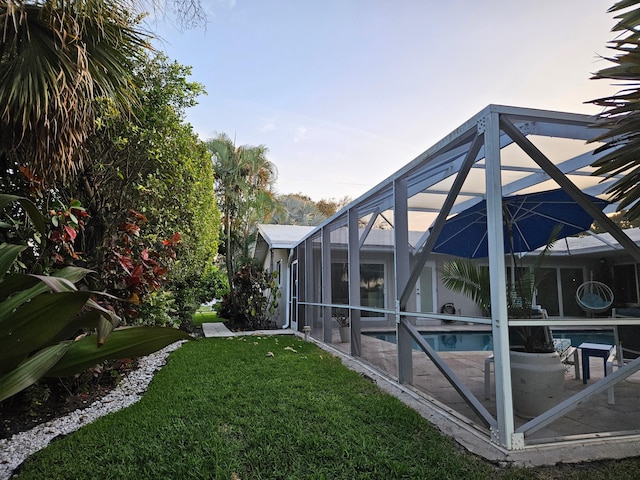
left=589, top=0, right=640, bottom=221
left=441, top=227, right=559, bottom=352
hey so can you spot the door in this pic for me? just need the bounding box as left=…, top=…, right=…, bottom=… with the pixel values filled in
left=417, top=264, right=436, bottom=314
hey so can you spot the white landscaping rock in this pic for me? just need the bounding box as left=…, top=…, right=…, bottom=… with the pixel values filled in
left=0, top=340, right=186, bottom=480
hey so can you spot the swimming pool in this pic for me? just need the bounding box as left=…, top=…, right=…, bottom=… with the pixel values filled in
left=364, top=331, right=493, bottom=352
left=364, top=329, right=616, bottom=353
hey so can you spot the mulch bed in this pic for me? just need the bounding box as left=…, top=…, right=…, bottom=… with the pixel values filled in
left=0, top=359, right=138, bottom=440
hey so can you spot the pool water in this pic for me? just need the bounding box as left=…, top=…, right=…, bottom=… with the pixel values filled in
left=551, top=330, right=615, bottom=348
left=365, top=331, right=493, bottom=352
left=364, top=330, right=615, bottom=353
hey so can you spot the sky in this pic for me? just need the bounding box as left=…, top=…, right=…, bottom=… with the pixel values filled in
left=151, top=0, right=620, bottom=203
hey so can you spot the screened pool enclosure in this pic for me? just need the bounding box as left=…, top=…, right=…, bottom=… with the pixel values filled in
left=260, top=105, right=640, bottom=460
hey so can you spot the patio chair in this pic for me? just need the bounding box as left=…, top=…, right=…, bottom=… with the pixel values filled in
left=576, top=281, right=614, bottom=314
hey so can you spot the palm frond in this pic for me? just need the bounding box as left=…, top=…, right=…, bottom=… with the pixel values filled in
left=0, top=0, right=151, bottom=185
left=589, top=0, right=640, bottom=220
left=441, top=259, right=491, bottom=312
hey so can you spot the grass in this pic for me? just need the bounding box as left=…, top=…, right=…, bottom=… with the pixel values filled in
left=13, top=336, right=640, bottom=479
left=192, top=308, right=224, bottom=326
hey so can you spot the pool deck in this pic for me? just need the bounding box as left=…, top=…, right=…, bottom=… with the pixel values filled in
left=325, top=325, right=640, bottom=466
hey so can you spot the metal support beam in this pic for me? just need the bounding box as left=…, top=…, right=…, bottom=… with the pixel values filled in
left=304, top=237, right=314, bottom=330
left=394, top=177, right=413, bottom=384
left=402, top=319, right=497, bottom=429
left=359, top=210, right=378, bottom=249
left=499, top=115, right=640, bottom=263
left=321, top=227, right=332, bottom=344
left=485, top=112, right=515, bottom=449
left=399, top=133, right=483, bottom=307
left=348, top=207, right=362, bottom=357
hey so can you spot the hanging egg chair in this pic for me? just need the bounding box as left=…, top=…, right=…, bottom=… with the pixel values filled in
left=576, top=281, right=614, bottom=314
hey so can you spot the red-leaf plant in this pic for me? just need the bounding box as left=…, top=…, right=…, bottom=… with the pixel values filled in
left=102, top=209, right=180, bottom=322
left=46, top=199, right=89, bottom=266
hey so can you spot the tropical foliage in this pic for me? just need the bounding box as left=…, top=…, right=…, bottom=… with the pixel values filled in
left=0, top=194, right=192, bottom=402
left=64, top=53, right=221, bottom=325
left=271, top=193, right=327, bottom=226
left=441, top=259, right=492, bottom=315
left=589, top=0, right=640, bottom=221
left=0, top=53, right=221, bottom=326
left=206, top=133, right=278, bottom=324
left=206, top=133, right=285, bottom=328
left=207, top=133, right=278, bottom=273
left=0, top=0, right=210, bottom=187
left=0, top=0, right=219, bottom=408
left=217, top=264, right=280, bottom=331
left=0, top=0, right=150, bottom=186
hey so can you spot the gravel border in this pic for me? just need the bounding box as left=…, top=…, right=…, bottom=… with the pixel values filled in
left=0, top=340, right=186, bottom=480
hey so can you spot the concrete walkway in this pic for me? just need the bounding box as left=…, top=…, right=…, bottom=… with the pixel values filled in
left=202, top=323, right=296, bottom=338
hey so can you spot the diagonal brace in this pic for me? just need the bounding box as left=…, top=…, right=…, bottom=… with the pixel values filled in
left=401, top=319, right=497, bottom=429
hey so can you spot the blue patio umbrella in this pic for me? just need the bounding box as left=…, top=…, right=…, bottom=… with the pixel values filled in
left=432, top=189, right=609, bottom=259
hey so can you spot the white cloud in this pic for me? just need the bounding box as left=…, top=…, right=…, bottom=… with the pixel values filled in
left=293, top=126, right=308, bottom=143
left=258, top=117, right=277, bottom=133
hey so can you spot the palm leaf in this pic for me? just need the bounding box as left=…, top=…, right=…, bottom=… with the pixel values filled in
left=46, top=326, right=193, bottom=378
left=0, top=243, right=26, bottom=282
left=441, top=259, right=491, bottom=312
left=589, top=0, right=640, bottom=220
left=0, top=342, right=73, bottom=403
left=0, top=0, right=150, bottom=183
left=0, top=194, right=46, bottom=234
left=0, top=291, right=92, bottom=373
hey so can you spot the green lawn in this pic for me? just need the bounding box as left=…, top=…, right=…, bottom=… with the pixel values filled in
left=14, top=336, right=640, bottom=479
left=192, top=308, right=225, bottom=326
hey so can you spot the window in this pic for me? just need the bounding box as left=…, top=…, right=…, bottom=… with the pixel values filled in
left=535, top=267, right=560, bottom=315
left=504, top=266, right=582, bottom=317
left=331, top=262, right=385, bottom=317
left=613, top=263, right=639, bottom=305
left=360, top=264, right=385, bottom=316
left=560, top=268, right=584, bottom=316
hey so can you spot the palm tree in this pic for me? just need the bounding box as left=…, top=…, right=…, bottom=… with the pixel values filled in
left=0, top=0, right=151, bottom=186
left=589, top=0, right=640, bottom=221
left=206, top=133, right=278, bottom=290
left=272, top=193, right=327, bottom=226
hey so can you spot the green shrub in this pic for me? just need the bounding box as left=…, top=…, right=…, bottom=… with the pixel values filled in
left=218, top=263, right=279, bottom=330
left=0, top=194, right=192, bottom=402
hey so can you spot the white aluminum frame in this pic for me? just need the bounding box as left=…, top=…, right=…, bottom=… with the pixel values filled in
left=293, top=104, right=640, bottom=451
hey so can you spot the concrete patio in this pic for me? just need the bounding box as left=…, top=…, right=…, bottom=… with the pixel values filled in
left=324, top=325, right=640, bottom=465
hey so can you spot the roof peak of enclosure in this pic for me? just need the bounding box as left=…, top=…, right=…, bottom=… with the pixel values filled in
left=297, top=104, right=615, bottom=242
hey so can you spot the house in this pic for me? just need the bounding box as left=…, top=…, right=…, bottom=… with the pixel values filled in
left=255, top=224, right=640, bottom=329
left=253, top=224, right=315, bottom=328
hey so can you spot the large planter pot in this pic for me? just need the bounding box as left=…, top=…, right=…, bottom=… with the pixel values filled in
left=339, top=326, right=349, bottom=343
left=510, top=350, right=565, bottom=419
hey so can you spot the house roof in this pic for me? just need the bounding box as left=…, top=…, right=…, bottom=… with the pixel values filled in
left=543, top=228, right=640, bottom=258
left=253, top=224, right=316, bottom=263
left=255, top=222, right=640, bottom=260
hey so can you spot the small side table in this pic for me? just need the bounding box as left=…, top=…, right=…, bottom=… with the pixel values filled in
left=579, top=342, right=614, bottom=384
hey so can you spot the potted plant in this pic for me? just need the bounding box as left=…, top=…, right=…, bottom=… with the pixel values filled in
left=441, top=232, right=565, bottom=418
left=334, top=308, right=350, bottom=343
